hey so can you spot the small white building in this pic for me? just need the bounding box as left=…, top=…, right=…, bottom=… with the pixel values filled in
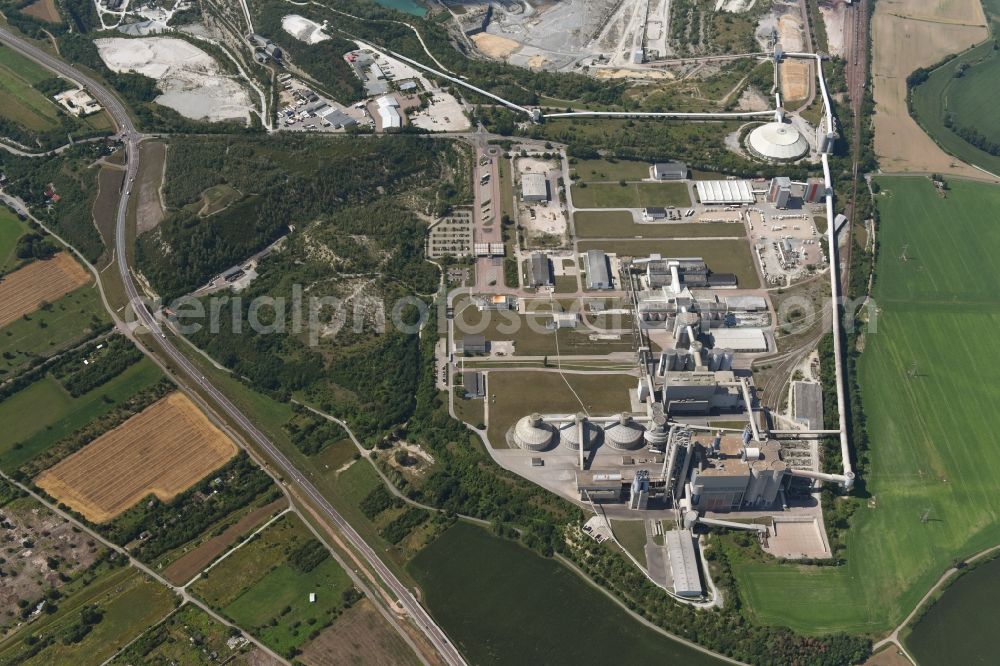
left=53, top=89, right=101, bottom=116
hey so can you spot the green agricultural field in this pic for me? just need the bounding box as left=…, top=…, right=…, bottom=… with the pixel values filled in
left=163, top=342, right=422, bottom=577
left=0, top=285, right=109, bottom=376
left=909, top=1, right=1000, bottom=176
left=224, top=557, right=353, bottom=655
left=904, top=556, right=1000, bottom=664
left=571, top=182, right=691, bottom=208
left=485, top=371, right=636, bottom=449
left=0, top=208, right=28, bottom=273
left=731, top=177, right=1000, bottom=635
left=0, top=357, right=163, bottom=471
left=574, top=211, right=745, bottom=239
left=192, top=513, right=355, bottom=656
left=409, top=523, right=723, bottom=665
left=0, top=44, right=62, bottom=131
left=577, top=239, right=759, bottom=288
left=569, top=158, right=653, bottom=182
left=192, top=513, right=312, bottom=607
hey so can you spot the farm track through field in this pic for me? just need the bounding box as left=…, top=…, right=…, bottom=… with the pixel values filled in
left=35, top=392, right=238, bottom=522
left=0, top=252, right=90, bottom=327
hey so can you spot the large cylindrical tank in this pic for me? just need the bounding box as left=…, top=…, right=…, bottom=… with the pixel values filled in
left=512, top=413, right=554, bottom=451
left=560, top=414, right=600, bottom=451
left=722, top=349, right=735, bottom=370
left=606, top=413, right=645, bottom=451
left=708, top=350, right=722, bottom=371
left=665, top=350, right=678, bottom=372
left=644, top=415, right=669, bottom=448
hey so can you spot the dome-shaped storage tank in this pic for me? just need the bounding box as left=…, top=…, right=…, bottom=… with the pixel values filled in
left=510, top=413, right=555, bottom=451
left=606, top=413, right=645, bottom=451
left=560, top=413, right=600, bottom=451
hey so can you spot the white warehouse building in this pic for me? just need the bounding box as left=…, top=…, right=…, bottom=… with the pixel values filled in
left=521, top=172, right=549, bottom=202
left=695, top=180, right=755, bottom=205
left=376, top=95, right=401, bottom=129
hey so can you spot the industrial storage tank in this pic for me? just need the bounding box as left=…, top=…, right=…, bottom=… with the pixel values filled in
left=746, top=121, right=810, bottom=161
left=708, top=349, right=722, bottom=371
left=511, top=413, right=555, bottom=451
left=645, top=414, right=669, bottom=448
left=560, top=413, right=601, bottom=451
left=606, top=413, right=646, bottom=451
left=664, top=350, right=678, bottom=372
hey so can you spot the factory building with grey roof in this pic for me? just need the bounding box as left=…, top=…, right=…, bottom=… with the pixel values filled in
left=585, top=250, right=612, bottom=290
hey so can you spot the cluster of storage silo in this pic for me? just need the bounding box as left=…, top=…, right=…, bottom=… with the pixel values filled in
left=605, top=413, right=646, bottom=451
left=559, top=413, right=601, bottom=451
left=705, top=348, right=734, bottom=371
left=510, top=413, right=556, bottom=451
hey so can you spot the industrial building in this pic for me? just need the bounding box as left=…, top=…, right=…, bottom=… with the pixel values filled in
left=746, top=120, right=810, bottom=162
left=803, top=178, right=825, bottom=204
left=527, top=252, right=553, bottom=287
left=766, top=177, right=793, bottom=208
left=53, top=89, right=101, bottom=116
left=376, top=95, right=402, bottom=129
left=661, top=371, right=743, bottom=415
left=688, top=437, right=786, bottom=511
left=585, top=250, right=612, bottom=290
left=708, top=327, right=768, bottom=353
left=643, top=207, right=668, bottom=220
left=694, top=180, right=755, bottom=205
left=725, top=295, right=767, bottom=312
left=520, top=173, right=549, bottom=202
left=644, top=257, right=737, bottom=290
left=665, top=530, right=702, bottom=597
left=455, top=334, right=487, bottom=356
left=462, top=371, right=486, bottom=399
left=650, top=161, right=688, bottom=180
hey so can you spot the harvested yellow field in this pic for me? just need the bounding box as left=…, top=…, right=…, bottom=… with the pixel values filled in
left=35, top=392, right=238, bottom=523
left=472, top=33, right=520, bottom=59
left=0, top=253, right=90, bottom=328
left=872, top=0, right=991, bottom=178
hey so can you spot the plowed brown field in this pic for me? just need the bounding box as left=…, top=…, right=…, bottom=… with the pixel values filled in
left=35, top=392, right=238, bottom=523
left=0, top=253, right=90, bottom=328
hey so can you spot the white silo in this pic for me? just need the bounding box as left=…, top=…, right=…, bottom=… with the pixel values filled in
left=560, top=413, right=600, bottom=451
left=511, top=414, right=555, bottom=451
left=606, top=413, right=646, bottom=451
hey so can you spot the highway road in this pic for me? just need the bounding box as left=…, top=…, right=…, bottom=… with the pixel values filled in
left=0, top=26, right=467, bottom=666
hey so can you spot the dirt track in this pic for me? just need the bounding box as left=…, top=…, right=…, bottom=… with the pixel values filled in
left=0, top=253, right=90, bottom=327
left=871, top=0, right=993, bottom=179
left=35, top=392, right=238, bottom=523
